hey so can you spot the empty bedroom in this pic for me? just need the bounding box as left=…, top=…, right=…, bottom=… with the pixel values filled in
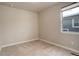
left=0, top=2, right=79, bottom=56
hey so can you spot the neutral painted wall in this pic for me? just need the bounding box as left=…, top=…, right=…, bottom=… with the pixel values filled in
left=39, top=2, right=79, bottom=51
left=0, top=5, right=39, bottom=47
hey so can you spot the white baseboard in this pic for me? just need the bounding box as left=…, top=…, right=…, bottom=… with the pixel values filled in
left=1, top=38, right=38, bottom=49
left=40, top=39, right=79, bottom=54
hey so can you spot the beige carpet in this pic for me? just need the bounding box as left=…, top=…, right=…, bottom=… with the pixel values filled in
left=0, top=40, right=74, bottom=56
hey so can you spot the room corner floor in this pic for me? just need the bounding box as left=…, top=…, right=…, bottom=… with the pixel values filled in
left=0, top=40, right=74, bottom=56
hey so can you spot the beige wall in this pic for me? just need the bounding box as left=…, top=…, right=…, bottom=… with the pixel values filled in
left=39, top=2, right=79, bottom=51
left=0, top=5, right=39, bottom=47
left=0, top=2, right=79, bottom=52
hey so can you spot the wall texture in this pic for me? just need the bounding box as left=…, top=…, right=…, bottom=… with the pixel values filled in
left=39, top=2, right=79, bottom=51
left=0, top=5, right=39, bottom=47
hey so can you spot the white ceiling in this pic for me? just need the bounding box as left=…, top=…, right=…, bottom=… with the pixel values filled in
left=0, top=2, right=58, bottom=12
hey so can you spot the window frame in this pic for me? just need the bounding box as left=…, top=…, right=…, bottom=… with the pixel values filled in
left=60, top=3, right=79, bottom=34
left=72, top=18, right=79, bottom=28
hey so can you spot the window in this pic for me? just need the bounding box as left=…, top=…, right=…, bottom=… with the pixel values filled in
left=61, top=3, right=79, bottom=33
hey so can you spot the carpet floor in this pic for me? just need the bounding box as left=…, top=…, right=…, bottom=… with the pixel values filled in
left=0, top=40, right=74, bottom=56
